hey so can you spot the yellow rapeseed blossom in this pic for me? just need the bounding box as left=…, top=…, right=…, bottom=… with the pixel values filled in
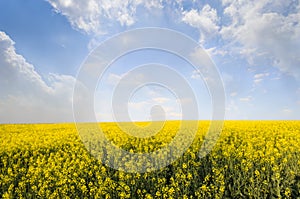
left=0, top=121, right=299, bottom=198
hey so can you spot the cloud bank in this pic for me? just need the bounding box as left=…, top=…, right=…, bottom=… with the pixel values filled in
left=47, top=0, right=300, bottom=79
left=0, top=31, right=75, bottom=123
left=1, top=0, right=299, bottom=122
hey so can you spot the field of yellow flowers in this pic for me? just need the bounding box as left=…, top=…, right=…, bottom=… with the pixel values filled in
left=1, top=121, right=300, bottom=198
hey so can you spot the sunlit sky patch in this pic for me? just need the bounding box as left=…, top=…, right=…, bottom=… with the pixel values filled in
left=0, top=0, right=299, bottom=123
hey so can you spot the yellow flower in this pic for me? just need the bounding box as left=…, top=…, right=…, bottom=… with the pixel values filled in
left=168, top=187, right=175, bottom=195
left=155, top=191, right=161, bottom=197
left=285, top=188, right=291, bottom=197
left=254, top=170, right=260, bottom=177
left=187, top=173, right=193, bottom=180
left=201, top=185, right=208, bottom=191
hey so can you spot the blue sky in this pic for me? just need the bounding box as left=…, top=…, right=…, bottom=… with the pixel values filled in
left=0, top=0, right=299, bottom=123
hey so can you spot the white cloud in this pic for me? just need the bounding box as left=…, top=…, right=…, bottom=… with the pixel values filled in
left=253, top=72, right=269, bottom=84
left=126, top=89, right=182, bottom=121
left=128, top=100, right=180, bottom=121
left=143, top=0, right=163, bottom=10
left=220, top=0, right=300, bottom=79
left=282, top=108, right=292, bottom=114
left=254, top=78, right=263, bottom=84
left=152, top=97, right=170, bottom=103
left=182, top=4, right=220, bottom=43
left=254, top=73, right=269, bottom=79
left=205, top=47, right=227, bottom=57
left=48, top=0, right=102, bottom=34
left=191, top=70, right=201, bottom=79
left=106, top=73, right=122, bottom=86
left=0, top=31, right=76, bottom=123
left=0, top=32, right=51, bottom=95
left=168, top=112, right=182, bottom=118
left=225, top=99, right=243, bottom=119
left=46, top=0, right=300, bottom=82
left=239, top=96, right=253, bottom=102
left=47, top=0, right=164, bottom=35
left=225, top=100, right=237, bottom=111
left=230, top=92, right=237, bottom=97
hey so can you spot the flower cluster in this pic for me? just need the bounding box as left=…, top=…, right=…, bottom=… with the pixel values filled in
left=0, top=121, right=299, bottom=198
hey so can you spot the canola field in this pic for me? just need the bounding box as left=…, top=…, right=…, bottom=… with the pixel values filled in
left=0, top=121, right=300, bottom=198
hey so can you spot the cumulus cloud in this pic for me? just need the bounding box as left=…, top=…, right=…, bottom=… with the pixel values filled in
left=47, top=0, right=164, bottom=35
left=46, top=0, right=300, bottom=81
left=220, top=0, right=300, bottom=79
left=30, top=0, right=300, bottom=120
left=0, top=31, right=76, bottom=123
left=0, top=32, right=50, bottom=95
left=182, top=4, right=220, bottom=44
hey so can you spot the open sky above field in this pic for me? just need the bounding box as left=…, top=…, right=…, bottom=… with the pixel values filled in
left=0, top=0, right=299, bottom=123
